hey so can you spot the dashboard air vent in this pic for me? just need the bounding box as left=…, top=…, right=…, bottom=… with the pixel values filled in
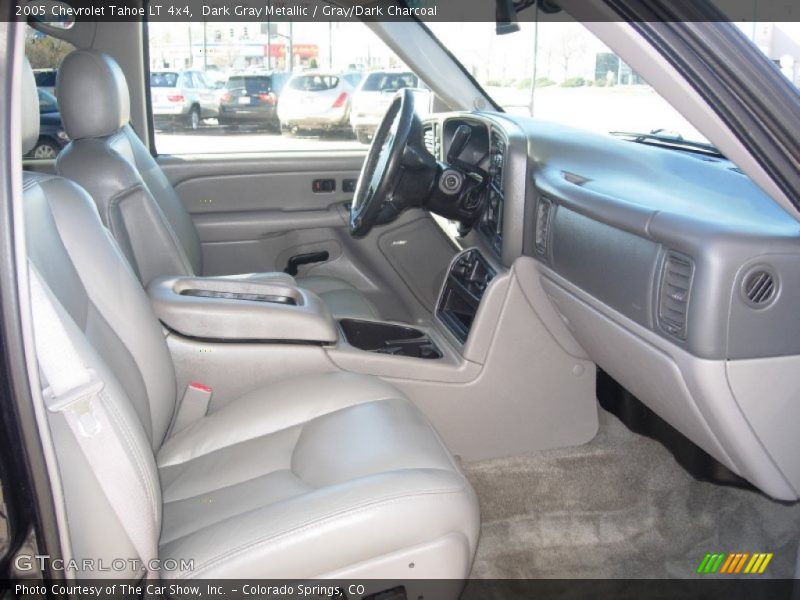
left=658, top=252, right=694, bottom=340
left=534, top=197, right=554, bottom=256
left=742, top=269, right=777, bottom=307
left=423, top=122, right=439, bottom=158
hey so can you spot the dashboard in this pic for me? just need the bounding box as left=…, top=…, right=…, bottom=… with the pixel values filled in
left=424, top=117, right=513, bottom=259
left=423, top=111, right=800, bottom=501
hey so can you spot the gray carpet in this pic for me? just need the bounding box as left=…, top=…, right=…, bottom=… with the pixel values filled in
left=465, top=408, right=800, bottom=579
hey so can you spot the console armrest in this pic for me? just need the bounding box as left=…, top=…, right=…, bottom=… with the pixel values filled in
left=147, top=276, right=337, bottom=343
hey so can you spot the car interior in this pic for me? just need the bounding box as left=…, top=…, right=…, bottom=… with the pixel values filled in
left=3, top=0, right=800, bottom=594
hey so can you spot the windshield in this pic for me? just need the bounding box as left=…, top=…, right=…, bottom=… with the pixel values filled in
left=427, top=21, right=800, bottom=149
left=150, top=72, right=179, bottom=88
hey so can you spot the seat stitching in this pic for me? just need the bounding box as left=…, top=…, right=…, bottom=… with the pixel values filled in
left=162, top=468, right=297, bottom=505
left=162, top=426, right=304, bottom=503
left=160, top=469, right=313, bottom=545
left=158, top=394, right=407, bottom=467
left=177, top=483, right=469, bottom=579
left=102, top=390, right=160, bottom=528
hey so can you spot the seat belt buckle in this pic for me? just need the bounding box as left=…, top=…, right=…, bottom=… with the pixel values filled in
left=43, top=369, right=105, bottom=436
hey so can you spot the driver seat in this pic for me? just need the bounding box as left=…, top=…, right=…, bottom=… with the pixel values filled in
left=54, top=49, right=377, bottom=319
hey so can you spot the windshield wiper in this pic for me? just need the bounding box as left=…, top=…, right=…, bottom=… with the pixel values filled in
left=610, top=129, right=725, bottom=158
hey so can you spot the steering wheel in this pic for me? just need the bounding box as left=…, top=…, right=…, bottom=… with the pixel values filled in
left=349, top=88, right=416, bottom=237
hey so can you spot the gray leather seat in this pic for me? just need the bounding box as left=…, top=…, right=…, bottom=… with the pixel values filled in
left=21, top=58, right=478, bottom=580
left=54, top=49, right=376, bottom=319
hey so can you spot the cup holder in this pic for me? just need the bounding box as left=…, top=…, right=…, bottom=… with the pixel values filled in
left=339, top=319, right=443, bottom=359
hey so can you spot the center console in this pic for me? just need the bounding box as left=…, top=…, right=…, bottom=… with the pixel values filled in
left=436, top=248, right=496, bottom=343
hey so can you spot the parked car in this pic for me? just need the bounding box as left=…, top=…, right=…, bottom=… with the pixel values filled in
left=276, top=71, right=354, bottom=135
left=350, top=70, right=426, bottom=144
left=32, top=67, right=57, bottom=95
left=218, top=72, right=290, bottom=129
left=150, top=69, right=219, bottom=130
left=25, top=89, right=68, bottom=159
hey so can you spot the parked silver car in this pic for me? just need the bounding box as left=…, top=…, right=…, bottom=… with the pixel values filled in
left=150, top=69, right=219, bottom=130
left=350, top=70, right=428, bottom=144
left=277, top=71, right=354, bottom=135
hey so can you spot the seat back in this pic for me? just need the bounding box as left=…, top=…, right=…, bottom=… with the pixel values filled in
left=55, top=49, right=203, bottom=284
left=21, top=56, right=171, bottom=577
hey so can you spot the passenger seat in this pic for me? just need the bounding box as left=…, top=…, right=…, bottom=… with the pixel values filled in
left=20, top=57, right=479, bottom=581
left=54, top=49, right=377, bottom=320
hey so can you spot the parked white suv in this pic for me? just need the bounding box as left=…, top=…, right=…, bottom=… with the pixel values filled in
left=277, top=71, right=354, bottom=136
left=350, top=70, right=426, bottom=143
left=150, top=69, right=219, bottom=130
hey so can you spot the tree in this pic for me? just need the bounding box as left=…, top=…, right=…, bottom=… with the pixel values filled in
left=555, top=29, right=587, bottom=81
left=25, top=34, right=74, bottom=70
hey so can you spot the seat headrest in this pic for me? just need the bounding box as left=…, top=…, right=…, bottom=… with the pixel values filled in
left=21, top=57, right=39, bottom=155
left=57, top=50, right=130, bottom=140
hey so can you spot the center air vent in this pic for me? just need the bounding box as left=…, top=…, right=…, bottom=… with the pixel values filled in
left=423, top=122, right=439, bottom=158
left=742, top=268, right=777, bottom=307
left=658, top=251, right=694, bottom=340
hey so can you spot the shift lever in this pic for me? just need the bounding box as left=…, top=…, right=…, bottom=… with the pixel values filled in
left=447, top=125, right=472, bottom=165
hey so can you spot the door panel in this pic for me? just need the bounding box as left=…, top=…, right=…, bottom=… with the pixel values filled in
left=159, top=153, right=364, bottom=212
left=157, top=152, right=459, bottom=322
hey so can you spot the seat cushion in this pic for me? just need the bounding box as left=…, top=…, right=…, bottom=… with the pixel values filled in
left=297, top=275, right=378, bottom=319
left=156, top=372, right=479, bottom=579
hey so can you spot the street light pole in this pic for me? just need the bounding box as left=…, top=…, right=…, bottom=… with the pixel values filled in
left=187, top=24, right=193, bottom=69
left=288, top=22, right=294, bottom=72
left=266, top=0, right=272, bottom=70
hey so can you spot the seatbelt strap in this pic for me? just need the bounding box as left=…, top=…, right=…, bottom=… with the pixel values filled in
left=28, top=267, right=159, bottom=578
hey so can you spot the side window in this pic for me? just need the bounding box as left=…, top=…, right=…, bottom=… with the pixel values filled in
left=23, top=25, right=74, bottom=160
left=147, top=22, right=430, bottom=154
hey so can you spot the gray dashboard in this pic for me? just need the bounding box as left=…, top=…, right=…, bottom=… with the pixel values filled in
left=424, top=110, right=800, bottom=500
left=426, top=112, right=800, bottom=361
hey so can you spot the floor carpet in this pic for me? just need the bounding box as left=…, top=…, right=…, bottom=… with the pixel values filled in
left=465, top=407, right=800, bottom=579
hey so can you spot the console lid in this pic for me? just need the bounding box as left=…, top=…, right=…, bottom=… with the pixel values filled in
left=148, top=276, right=338, bottom=343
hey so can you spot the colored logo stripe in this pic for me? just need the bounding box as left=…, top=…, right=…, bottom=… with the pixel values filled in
left=697, top=552, right=773, bottom=575
left=697, top=553, right=726, bottom=573
left=720, top=553, right=748, bottom=573
left=744, top=553, right=774, bottom=574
